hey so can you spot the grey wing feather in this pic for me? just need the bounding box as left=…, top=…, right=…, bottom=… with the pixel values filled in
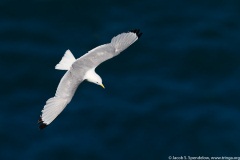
left=72, top=31, right=140, bottom=70
left=39, top=71, right=82, bottom=128
left=111, top=32, right=138, bottom=54
left=55, top=70, right=82, bottom=98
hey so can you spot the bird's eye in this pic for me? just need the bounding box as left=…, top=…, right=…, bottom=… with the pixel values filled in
left=96, top=82, right=98, bottom=84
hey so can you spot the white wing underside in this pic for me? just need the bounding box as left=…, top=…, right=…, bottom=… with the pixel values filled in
left=41, top=97, right=68, bottom=124
left=39, top=71, right=82, bottom=127
left=72, top=32, right=139, bottom=70
left=39, top=29, right=141, bottom=129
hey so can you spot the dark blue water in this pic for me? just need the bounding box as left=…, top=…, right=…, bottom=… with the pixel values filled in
left=1, top=0, right=240, bottom=159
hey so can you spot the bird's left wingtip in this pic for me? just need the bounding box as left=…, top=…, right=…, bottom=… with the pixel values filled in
left=129, top=29, right=143, bottom=38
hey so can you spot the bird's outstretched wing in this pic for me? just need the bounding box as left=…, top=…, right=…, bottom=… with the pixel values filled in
left=72, top=29, right=142, bottom=70
left=38, top=71, right=82, bottom=129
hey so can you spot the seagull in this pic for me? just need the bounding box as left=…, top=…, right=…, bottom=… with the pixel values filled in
left=38, top=29, right=142, bottom=129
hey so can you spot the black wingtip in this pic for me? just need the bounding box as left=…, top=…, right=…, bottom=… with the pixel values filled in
left=38, top=116, right=48, bottom=130
left=39, top=123, right=48, bottom=130
left=38, top=116, right=43, bottom=124
left=129, top=29, right=143, bottom=38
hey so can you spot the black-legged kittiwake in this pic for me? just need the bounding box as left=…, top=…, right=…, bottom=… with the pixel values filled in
left=38, top=29, right=142, bottom=129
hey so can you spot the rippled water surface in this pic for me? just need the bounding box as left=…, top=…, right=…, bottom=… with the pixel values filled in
left=1, top=0, right=240, bottom=159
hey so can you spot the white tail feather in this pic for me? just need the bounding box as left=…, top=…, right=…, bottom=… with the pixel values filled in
left=55, top=49, right=76, bottom=70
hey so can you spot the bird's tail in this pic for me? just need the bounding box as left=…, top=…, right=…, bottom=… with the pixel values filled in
left=55, top=49, right=76, bottom=70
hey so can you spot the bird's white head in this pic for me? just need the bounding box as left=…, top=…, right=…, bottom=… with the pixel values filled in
left=84, top=68, right=105, bottom=88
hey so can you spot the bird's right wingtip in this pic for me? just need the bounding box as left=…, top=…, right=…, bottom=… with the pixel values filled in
left=38, top=116, right=48, bottom=130
left=39, top=123, right=48, bottom=130
left=129, top=29, right=143, bottom=38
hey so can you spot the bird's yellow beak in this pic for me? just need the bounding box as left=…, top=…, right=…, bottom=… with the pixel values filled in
left=100, top=84, right=105, bottom=89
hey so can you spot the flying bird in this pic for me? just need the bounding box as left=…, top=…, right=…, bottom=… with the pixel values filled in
left=38, top=29, right=142, bottom=129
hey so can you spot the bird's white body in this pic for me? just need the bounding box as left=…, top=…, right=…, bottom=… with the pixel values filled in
left=83, top=68, right=102, bottom=85
left=38, top=29, right=142, bottom=129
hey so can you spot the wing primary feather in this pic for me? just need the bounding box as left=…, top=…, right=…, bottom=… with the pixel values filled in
left=38, top=117, right=43, bottom=124
left=39, top=123, right=48, bottom=130
left=129, top=29, right=143, bottom=38
left=38, top=116, right=48, bottom=130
